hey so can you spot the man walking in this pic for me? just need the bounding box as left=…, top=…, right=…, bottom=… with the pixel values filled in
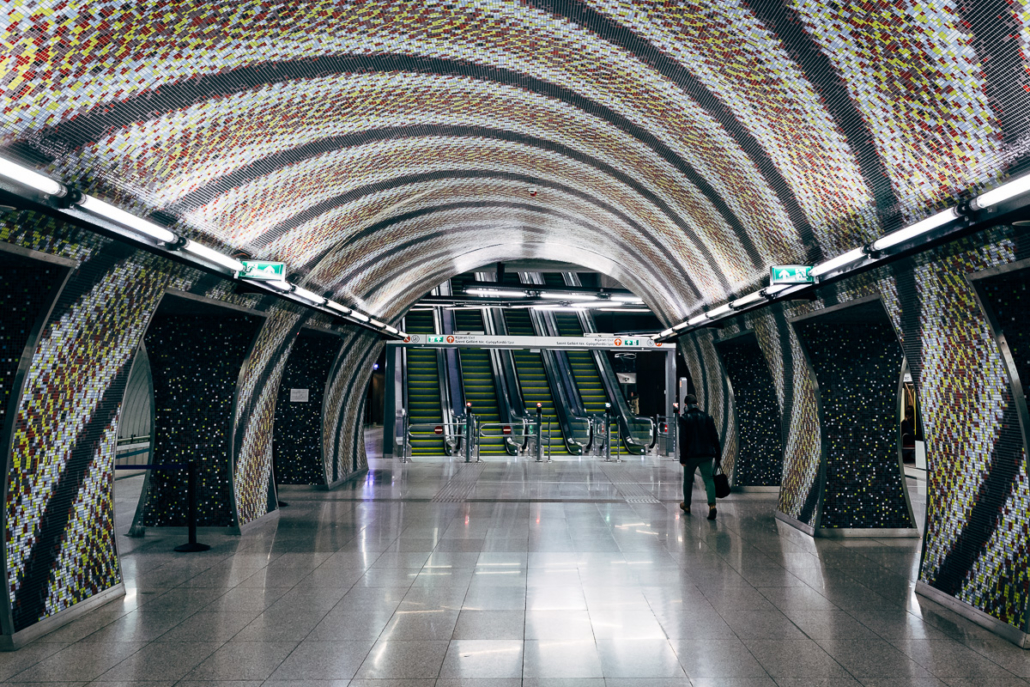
left=677, top=394, right=721, bottom=520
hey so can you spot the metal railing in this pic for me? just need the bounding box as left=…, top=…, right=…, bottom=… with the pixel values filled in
left=652, top=415, right=677, bottom=458
left=402, top=421, right=469, bottom=463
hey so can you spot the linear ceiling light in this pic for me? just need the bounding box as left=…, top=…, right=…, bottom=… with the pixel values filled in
left=79, top=195, right=178, bottom=244
left=350, top=312, right=371, bottom=323
left=181, top=239, right=245, bottom=273
left=687, top=313, right=708, bottom=325
left=672, top=322, right=689, bottom=331
left=572, top=301, right=615, bottom=308
left=0, top=157, right=65, bottom=197
left=731, top=291, right=764, bottom=309
left=610, top=294, right=644, bottom=303
left=706, top=303, right=733, bottom=319
left=809, top=246, right=867, bottom=278
left=871, top=208, right=958, bottom=252
left=658, top=328, right=675, bottom=338
left=467, top=288, right=527, bottom=298
left=600, top=308, right=649, bottom=312
left=291, top=286, right=325, bottom=305
left=763, top=284, right=791, bottom=296
left=540, top=292, right=586, bottom=300
left=974, top=173, right=1030, bottom=210
left=326, top=301, right=352, bottom=315
left=265, top=279, right=293, bottom=292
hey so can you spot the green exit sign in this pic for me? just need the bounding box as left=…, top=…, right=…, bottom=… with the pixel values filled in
left=426, top=335, right=446, bottom=343
left=770, top=265, right=813, bottom=285
left=240, top=261, right=286, bottom=281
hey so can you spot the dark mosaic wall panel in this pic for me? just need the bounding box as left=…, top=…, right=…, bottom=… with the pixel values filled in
left=794, top=301, right=912, bottom=529
left=274, top=333, right=342, bottom=485
left=142, top=312, right=263, bottom=528
left=0, top=254, right=65, bottom=445
left=715, top=333, right=783, bottom=487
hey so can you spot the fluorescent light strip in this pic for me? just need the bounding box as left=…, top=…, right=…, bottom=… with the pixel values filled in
left=0, top=157, right=65, bottom=196
left=706, top=303, right=733, bottom=318
left=385, top=325, right=399, bottom=334
left=672, top=322, right=689, bottom=331
left=687, top=313, right=709, bottom=325
left=600, top=308, right=649, bottom=312
left=182, top=240, right=245, bottom=272
left=659, top=328, right=675, bottom=338
left=809, top=246, right=867, bottom=277
left=731, top=291, right=764, bottom=309
left=871, top=208, right=957, bottom=251
left=610, top=294, right=644, bottom=303
left=291, top=286, right=325, bottom=305
left=467, top=288, right=527, bottom=298
left=350, top=312, right=371, bottom=323
left=80, top=195, right=178, bottom=243
left=571, top=301, right=615, bottom=308
left=369, top=319, right=386, bottom=328
left=265, top=279, right=292, bottom=293
left=763, top=284, right=791, bottom=296
left=975, top=173, right=1030, bottom=209
left=540, top=292, right=585, bottom=300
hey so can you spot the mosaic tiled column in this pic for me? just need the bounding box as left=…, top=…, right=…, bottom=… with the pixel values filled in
left=790, top=297, right=916, bottom=534
left=714, top=331, right=783, bottom=488
left=139, top=303, right=265, bottom=530
left=273, top=331, right=344, bottom=486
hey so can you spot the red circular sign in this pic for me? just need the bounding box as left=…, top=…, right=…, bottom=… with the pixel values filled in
left=446, top=335, right=455, bottom=343
left=614, top=338, right=623, bottom=346
left=502, top=426, right=512, bottom=435
left=434, top=426, right=443, bottom=435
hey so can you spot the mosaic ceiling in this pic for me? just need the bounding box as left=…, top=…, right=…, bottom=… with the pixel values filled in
left=2, top=0, right=1027, bottom=323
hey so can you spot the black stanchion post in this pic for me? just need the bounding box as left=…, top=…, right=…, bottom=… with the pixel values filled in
left=175, top=460, right=211, bottom=553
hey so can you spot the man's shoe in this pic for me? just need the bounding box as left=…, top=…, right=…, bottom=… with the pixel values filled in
left=707, top=506, right=717, bottom=520
left=679, top=502, right=690, bottom=514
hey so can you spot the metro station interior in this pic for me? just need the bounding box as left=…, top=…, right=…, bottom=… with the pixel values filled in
left=4, top=1, right=1030, bottom=684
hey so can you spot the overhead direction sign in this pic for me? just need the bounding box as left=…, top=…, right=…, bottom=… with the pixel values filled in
left=392, top=334, right=673, bottom=351
left=770, top=265, right=813, bottom=285
left=240, top=260, right=286, bottom=281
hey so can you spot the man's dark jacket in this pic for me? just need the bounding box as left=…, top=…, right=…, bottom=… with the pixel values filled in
left=678, top=405, right=720, bottom=465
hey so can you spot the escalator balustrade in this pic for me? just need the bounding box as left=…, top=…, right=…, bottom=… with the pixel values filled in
left=503, top=309, right=570, bottom=455
left=403, top=310, right=446, bottom=455
left=453, top=310, right=509, bottom=455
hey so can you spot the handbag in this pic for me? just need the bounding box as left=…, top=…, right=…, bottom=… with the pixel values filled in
left=713, top=465, right=731, bottom=499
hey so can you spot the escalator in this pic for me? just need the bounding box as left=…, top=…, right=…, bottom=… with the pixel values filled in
left=550, top=273, right=652, bottom=454
left=452, top=310, right=508, bottom=455
left=403, top=310, right=446, bottom=455
left=551, top=313, right=609, bottom=416
left=502, top=309, right=571, bottom=455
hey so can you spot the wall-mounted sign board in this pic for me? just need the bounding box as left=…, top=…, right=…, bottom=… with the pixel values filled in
left=240, top=261, right=286, bottom=281
left=290, top=388, right=309, bottom=402
left=770, top=265, right=813, bottom=285
left=389, top=334, right=673, bottom=351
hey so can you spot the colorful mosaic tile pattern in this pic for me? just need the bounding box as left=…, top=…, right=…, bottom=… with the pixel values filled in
left=232, top=305, right=304, bottom=526
left=4, top=0, right=1027, bottom=321
left=715, top=333, right=784, bottom=487
left=324, top=330, right=383, bottom=483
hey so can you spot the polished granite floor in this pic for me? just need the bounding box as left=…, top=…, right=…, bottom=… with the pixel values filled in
left=4, top=434, right=1029, bottom=686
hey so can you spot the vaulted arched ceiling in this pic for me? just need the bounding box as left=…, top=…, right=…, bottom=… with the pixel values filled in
left=2, top=0, right=1024, bottom=324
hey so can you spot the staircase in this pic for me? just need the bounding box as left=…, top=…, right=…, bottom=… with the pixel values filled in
left=503, top=309, right=569, bottom=455
left=453, top=310, right=508, bottom=455
left=552, top=313, right=609, bottom=415
left=403, top=310, right=446, bottom=455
